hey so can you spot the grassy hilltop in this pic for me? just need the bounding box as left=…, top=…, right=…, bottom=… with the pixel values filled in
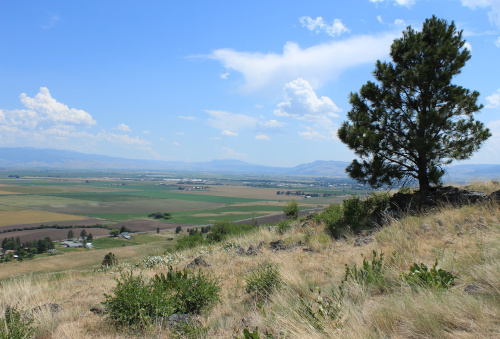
left=1, top=182, right=499, bottom=338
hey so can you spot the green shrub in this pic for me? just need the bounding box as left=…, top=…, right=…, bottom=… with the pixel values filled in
left=402, top=259, right=457, bottom=289
left=152, top=268, right=221, bottom=314
left=323, top=193, right=390, bottom=238
left=175, top=233, right=206, bottom=251
left=0, top=306, right=35, bottom=339
left=101, top=252, right=118, bottom=267
left=207, top=221, right=258, bottom=243
left=103, top=267, right=220, bottom=326
left=283, top=200, right=299, bottom=219
left=344, top=251, right=385, bottom=287
left=245, top=263, right=282, bottom=300
left=276, top=220, right=292, bottom=234
left=321, top=203, right=344, bottom=238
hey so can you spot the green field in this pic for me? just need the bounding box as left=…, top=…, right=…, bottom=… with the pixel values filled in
left=0, top=170, right=367, bottom=226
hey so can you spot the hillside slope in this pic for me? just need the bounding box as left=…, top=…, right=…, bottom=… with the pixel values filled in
left=0, top=187, right=499, bottom=338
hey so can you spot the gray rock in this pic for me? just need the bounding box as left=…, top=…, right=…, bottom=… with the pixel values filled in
left=166, top=313, right=197, bottom=329
left=236, top=247, right=246, bottom=255
left=389, top=186, right=489, bottom=216
left=464, top=283, right=481, bottom=294
left=90, top=306, right=106, bottom=315
left=187, top=256, right=210, bottom=267
left=246, top=245, right=260, bottom=255
left=32, top=303, right=60, bottom=314
left=354, top=236, right=374, bottom=247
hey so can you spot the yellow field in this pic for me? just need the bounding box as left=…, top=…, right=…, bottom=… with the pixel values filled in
left=0, top=210, right=87, bottom=227
left=0, top=190, right=20, bottom=194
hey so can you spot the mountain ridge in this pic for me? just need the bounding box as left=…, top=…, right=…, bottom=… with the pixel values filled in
left=1, top=147, right=500, bottom=181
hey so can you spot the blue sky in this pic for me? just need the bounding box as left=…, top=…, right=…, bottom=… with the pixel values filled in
left=1, top=0, right=500, bottom=167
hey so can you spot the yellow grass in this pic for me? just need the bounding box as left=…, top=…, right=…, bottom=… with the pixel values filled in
left=0, top=210, right=87, bottom=227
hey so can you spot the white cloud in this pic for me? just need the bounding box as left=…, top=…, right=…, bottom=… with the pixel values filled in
left=377, top=15, right=384, bottom=23
left=274, top=79, right=341, bottom=142
left=173, top=142, right=180, bottom=146
left=206, top=110, right=257, bottom=131
left=115, top=123, right=131, bottom=132
left=209, top=32, right=396, bottom=94
left=461, top=0, right=500, bottom=28
left=299, top=17, right=349, bottom=37
left=394, top=19, right=406, bottom=26
left=274, top=78, right=341, bottom=121
left=218, top=147, right=247, bottom=160
left=16, top=87, right=96, bottom=127
left=143, top=130, right=151, bottom=134
left=178, top=115, right=196, bottom=120
left=370, top=0, right=416, bottom=7
left=495, top=36, right=500, bottom=47
left=255, top=134, right=270, bottom=140
left=463, top=41, right=473, bottom=51
left=175, top=132, right=184, bottom=135
left=221, top=72, right=230, bottom=79
left=222, top=129, right=238, bottom=137
left=486, top=89, right=500, bottom=108
left=0, top=87, right=154, bottom=155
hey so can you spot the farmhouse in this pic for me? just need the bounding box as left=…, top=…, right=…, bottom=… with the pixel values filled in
left=60, top=241, right=83, bottom=248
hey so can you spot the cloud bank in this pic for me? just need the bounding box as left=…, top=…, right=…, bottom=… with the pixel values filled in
left=209, top=32, right=397, bottom=94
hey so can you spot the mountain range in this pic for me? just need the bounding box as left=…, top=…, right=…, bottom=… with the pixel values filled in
left=1, top=147, right=499, bottom=181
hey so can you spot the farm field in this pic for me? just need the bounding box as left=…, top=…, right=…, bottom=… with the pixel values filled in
left=0, top=210, right=87, bottom=227
left=0, top=170, right=366, bottom=244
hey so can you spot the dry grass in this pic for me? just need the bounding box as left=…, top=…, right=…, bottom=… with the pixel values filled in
left=1, top=196, right=499, bottom=338
left=462, top=179, right=500, bottom=194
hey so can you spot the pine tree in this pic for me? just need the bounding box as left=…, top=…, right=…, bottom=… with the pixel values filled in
left=338, top=16, right=491, bottom=192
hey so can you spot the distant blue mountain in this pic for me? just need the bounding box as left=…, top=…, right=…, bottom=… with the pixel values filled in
left=1, top=147, right=499, bottom=181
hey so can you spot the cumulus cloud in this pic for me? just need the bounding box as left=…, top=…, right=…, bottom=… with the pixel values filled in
left=0, top=87, right=153, bottom=155
left=274, top=78, right=341, bottom=121
left=222, top=130, right=238, bottom=137
left=206, top=110, right=257, bottom=131
left=115, top=123, right=131, bottom=132
left=13, top=87, right=96, bottom=127
left=486, top=89, right=500, bottom=108
left=209, top=32, right=397, bottom=94
left=255, top=134, right=270, bottom=140
left=299, top=16, right=349, bottom=37
left=273, top=79, right=341, bottom=142
left=221, top=72, right=230, bottom=79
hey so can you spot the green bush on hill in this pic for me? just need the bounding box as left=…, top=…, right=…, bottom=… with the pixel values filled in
left=103, top=267, right=220, bottom=326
